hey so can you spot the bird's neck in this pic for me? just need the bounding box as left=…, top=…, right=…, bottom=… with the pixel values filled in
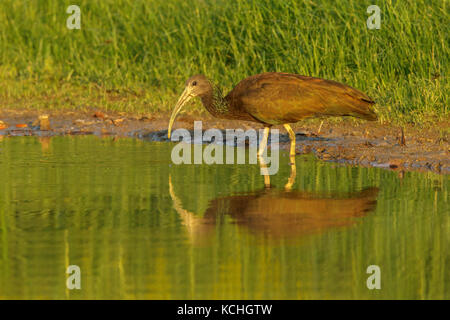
left=201, top=85, right=230, bottom=118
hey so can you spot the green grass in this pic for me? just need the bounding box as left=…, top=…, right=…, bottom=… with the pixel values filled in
left=0, top=0, right=448, bottom=124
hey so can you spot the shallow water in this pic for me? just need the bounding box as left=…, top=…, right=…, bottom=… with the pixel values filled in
left=0, top=136, right=448, bottom=299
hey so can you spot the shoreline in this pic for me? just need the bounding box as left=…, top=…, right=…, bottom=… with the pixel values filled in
left=0, top=108, right=448, bottom=174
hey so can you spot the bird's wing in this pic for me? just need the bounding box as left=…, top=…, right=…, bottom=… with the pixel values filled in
left=227, top=73, right=376, bottom=125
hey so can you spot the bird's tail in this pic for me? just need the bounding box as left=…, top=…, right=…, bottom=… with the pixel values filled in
left=358, top=107, right=378, bottom=121
left=355, top=100, right=378, bottom=121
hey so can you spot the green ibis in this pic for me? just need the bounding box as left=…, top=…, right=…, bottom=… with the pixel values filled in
left=168, top=72, right=377, bottom=158
left=169, top=175, right=378, bottom=243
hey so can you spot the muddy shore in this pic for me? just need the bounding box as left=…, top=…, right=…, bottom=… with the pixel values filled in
left=0, top=108, right=448, bottom=174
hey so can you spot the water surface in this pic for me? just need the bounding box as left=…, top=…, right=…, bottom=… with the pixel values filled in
left=0, top=136, right=448, bottom=299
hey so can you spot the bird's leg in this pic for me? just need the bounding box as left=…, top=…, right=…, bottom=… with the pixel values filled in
left=317, top=120, right=324, bottom=134
left=259, top=156, right=271, bottom=188
left=257, top=127, right=271, bottom=188
left=283, top=124, right=297, bottom=189
left=283, top=124, right=296, bottom=157
left=284, top=155, right=297, bottom=191
left=257, top=126, right=270, bottom=158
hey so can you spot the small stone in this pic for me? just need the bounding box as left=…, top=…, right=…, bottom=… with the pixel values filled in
left=112, top=118, right=125, bottom=126
left=101, top=128, right=112, bottom=135
left=93, top=111, right=106, bottom=119
left=38, top=115, right=51, bottom=130
left=74, top=119, right=95, bottom=126
left=139, top=115, right=154, bottom=121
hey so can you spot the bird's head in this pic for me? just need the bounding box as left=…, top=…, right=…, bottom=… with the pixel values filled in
left=168, top=75, right=212, bottom=138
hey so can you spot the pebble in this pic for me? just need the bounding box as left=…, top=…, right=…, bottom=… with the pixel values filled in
left=38, top=115, right=51, bottom=131
left=0, top=120, right=8, bottom=130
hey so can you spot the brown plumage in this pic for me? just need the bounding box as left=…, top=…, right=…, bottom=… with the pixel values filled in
left=226, top=73, right=377, bottom=123
left=169, top=176, right=379, bottom=243
left=168, top=72, right=377, bottom=157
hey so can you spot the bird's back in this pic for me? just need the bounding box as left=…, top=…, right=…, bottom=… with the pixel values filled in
left=226, top=72, right=377, bottom=125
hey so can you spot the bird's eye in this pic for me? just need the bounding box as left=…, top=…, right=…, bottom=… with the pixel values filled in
left=192, top=81, right=197, bottom=86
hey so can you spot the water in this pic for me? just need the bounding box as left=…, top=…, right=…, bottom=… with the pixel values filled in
left=0, top=136, right=448, bottom=299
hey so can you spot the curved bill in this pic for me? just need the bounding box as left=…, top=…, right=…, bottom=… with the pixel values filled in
left=168, top=87, right=193, bottom=139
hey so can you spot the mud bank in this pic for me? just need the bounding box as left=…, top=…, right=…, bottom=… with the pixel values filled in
left=0, top=109, right=448, bottom=174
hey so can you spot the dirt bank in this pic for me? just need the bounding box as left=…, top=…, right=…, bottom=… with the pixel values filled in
left=0, top=108, right=448, bottom=174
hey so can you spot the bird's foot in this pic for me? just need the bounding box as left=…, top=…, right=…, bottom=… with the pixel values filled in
left=264, top=175, right=271, bottom=188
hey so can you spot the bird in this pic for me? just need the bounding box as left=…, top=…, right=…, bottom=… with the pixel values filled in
left=168, top=72, right=377, bottom=158
left=169, top=175, right=379, bottom=244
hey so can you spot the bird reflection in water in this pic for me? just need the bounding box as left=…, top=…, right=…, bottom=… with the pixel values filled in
left=38, top=136, right=52, bottom=152
left=169, top=164, right=379, bottom=244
